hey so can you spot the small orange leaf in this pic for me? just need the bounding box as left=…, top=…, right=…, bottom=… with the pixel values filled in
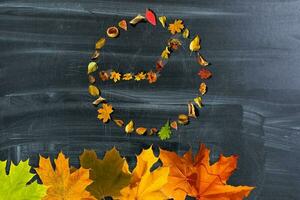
left=199, top=82, right=207, bottom=95
left=118, top=20, right=127, bottom=31
left=170, top=121, right=178, bottom=130
left=198, top=68, right=212, bottom=80
left=197, top=54, right=209, bottom=67
left=114, top=119, right=124, bottom=127
left=136, top=127, right=147, bottom=135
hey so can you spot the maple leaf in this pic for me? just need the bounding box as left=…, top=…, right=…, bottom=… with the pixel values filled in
left=168, top=19, right=184, bottom=34
left=120, top=146, right=169, bottom=200
left=160, top=144, right=254, bottom=200
left=0, top=160, right=46, bottom=200
left=35, top=152, right=95, bottom=200
left=198, top=68, right=212, bottom=80
left=134, top=72, right=146, bottom=81
left=158, top=120, right=172, bottom=140
left=110, top=71, right=121, bottom=82
left=147, top=71, right=157, bottom=83
left=123, top=73, right=133, bottom=80
left=97, top=103, right=113, bottom=123
left=79, top=148, right=131, bottom=199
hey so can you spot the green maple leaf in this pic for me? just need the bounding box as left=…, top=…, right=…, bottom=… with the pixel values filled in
left=158, top=120, right=172, bottom=140
left=79, top=147, right=131, bottom=199
left=0, top=160, right=46, bottom=200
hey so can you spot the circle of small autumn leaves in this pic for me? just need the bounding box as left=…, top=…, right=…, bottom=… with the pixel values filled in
left=87, top=9, right=213, bottom=140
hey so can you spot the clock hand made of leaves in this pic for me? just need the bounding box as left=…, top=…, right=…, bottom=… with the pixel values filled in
left=86, top=9, right=213, bottom=140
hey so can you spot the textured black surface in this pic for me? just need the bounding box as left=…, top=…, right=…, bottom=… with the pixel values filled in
left=1, top=0, right=300, bottom=199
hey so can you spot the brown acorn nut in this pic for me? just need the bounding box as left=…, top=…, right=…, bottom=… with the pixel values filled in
left=178, top=114, right=189, bottom=125
left=106, top=26, right=119, bottom=38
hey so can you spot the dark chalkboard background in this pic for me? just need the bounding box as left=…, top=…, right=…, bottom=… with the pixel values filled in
left=1, top=0, right=300, bottom=199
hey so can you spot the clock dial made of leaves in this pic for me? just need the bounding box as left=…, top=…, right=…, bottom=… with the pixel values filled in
left=86, top=9, right=213, bottom=140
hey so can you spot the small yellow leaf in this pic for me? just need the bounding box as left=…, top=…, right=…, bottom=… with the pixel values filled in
left=125, top=120, right=134, bottom=134
left=136, top=127, right=147, bottom=135
left=194, top=96, right=203, bottom=108
left=161, top=47, right=170, bottom=59
left=95, top=38, right=106, bottom=50
left=188, top=103, right=197, bottom=118
left=159, top=16, right=167, bottom=28
left=87, top=62, right=98, bottom=74
left=129, top=14, right=145, bottom=25
left=189, top=35, right=201, bottom=52
left=197, top=54, right=209, bottom=67
left=114, top=119, right=124, bottom=127
left=88, top=85, right=100, bottom=96
left=183, top=28, right=189, bottom=38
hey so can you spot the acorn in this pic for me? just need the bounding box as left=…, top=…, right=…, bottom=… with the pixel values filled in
left=178, top=114, right=189, bottom=125
left=106, top=26, right=119, bottom=38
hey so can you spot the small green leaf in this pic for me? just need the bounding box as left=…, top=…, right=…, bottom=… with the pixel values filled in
left=158, top=120, right=172, bottom=140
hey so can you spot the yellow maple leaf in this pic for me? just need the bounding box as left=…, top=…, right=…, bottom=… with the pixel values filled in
left=35, top=152, right=95, bottom=200
left=97, top=103, right=113, bottom=123
left=168, top=19, right=184, bottom=35
left=123, top=73, right=133, bottom=80
left=120, top=147, right=169, bottom=200
left=110, top=71, right=121, bottom=82
left=134, top=72, right=146, bottom=81
left=161, top=47, right=171, bottom=59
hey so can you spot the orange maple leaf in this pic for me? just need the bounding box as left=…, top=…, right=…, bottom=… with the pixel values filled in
left=97, top=103, right=113, bottom=123
left=35, top=152, right=95, bottom=200
left=168, top=19, right=184, bottom=35
left=160, top=144, right=254, bottom=200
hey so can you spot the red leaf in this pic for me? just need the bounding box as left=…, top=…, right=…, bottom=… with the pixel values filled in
left=198, top=69, right=212, bottom=79
left=145, top=9, right=156, bottom=26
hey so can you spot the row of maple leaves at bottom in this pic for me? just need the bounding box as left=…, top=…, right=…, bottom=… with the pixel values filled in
left=0, top=144, right=254, bottom=200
